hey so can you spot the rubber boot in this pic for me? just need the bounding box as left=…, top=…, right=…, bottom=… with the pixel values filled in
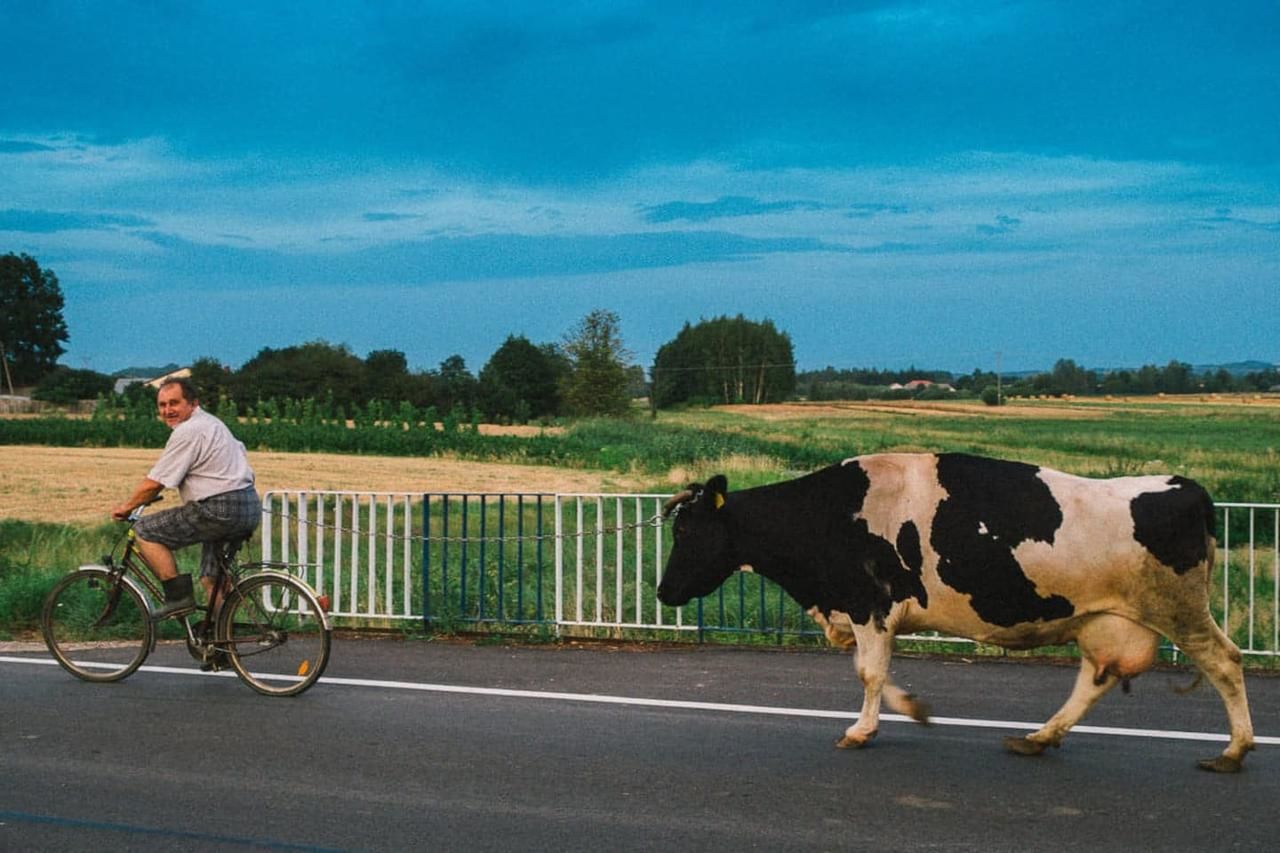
left=153, top=574, right=196, bottom=619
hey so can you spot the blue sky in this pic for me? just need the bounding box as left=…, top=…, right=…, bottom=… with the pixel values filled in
left=1, top=1, right=1277, bottom=375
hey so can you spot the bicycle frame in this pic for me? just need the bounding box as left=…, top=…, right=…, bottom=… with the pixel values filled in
left=101, top=520, right=262, bottom=659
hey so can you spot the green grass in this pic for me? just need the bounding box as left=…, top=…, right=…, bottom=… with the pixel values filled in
left=648, top=400, right=1280, bottom=502
left=0, top=520, right=106, bottom=639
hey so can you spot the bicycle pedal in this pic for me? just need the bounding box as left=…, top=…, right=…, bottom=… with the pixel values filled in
left=200, top=651, right=230, bottom=672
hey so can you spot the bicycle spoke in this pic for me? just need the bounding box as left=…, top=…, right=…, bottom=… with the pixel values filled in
left=43, top=569, right=153, bottom=682
left=220, top=574, right=330, bottom=696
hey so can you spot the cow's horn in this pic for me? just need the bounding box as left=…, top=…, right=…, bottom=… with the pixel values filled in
left=662, top=489, right=695, bottom=517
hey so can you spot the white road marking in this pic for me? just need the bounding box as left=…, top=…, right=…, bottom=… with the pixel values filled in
left=5, top=654, right=1276, bottom=746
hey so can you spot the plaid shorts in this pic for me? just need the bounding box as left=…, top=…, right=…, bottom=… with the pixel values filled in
left=134, top=486, right=262, bottom=577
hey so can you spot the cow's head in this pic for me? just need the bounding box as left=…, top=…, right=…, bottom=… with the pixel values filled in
left=657, top=475, right=738, bottom=607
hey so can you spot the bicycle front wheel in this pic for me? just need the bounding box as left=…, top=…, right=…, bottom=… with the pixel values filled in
left=42, top=568, right=154, bottom=682
left=218, top=573, right=330, bottom=696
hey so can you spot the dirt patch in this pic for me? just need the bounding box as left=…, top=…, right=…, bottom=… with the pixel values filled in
left=1, top=446, right=649, bottom=525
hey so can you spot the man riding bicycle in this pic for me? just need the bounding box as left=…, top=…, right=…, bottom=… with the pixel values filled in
left=111, top=376, right=261, bottom=618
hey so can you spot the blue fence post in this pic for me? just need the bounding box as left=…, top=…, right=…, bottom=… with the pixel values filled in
left=422, top=495, right=431, bottom=627
left=441, top=497, right=450, bottom=622
left=459, top=497, right=468, bottom=617
left=516, top=495, right=525, bottom=620
left=497, top=496, right=506, bottom=621
left=478, top=495, right=487, bottom=620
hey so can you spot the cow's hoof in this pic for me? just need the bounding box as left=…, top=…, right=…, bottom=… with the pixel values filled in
left=836, top=731, right=877, bottom=749
left=1002, top=736, right=1048, bottom=757
left=906, top=696, right=932, bottom=726
left=1197, top=755, right=1244, bottom=774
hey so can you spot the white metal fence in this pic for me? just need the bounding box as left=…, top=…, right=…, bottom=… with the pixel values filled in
left=261, top=491, right=1280, bottom=658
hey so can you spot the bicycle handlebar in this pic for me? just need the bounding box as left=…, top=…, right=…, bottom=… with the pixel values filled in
left=125, top=495, right=163, bottom=523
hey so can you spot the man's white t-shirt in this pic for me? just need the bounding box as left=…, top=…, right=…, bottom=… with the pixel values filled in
left=147, top=406, right=255, bottom=503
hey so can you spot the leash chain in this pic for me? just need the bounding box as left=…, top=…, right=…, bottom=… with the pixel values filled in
left=260, top=506, right=667, bottom=546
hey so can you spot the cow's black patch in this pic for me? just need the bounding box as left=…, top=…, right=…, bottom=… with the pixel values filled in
left=930, top=453, right=1074, bottom=627
left=1130, top=476, right=1214, bottom=574
left=897, top=521, right=923, bottom=573
left=704, top=461, right=929, bottom=631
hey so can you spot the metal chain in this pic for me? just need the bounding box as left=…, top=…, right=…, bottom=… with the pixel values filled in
left=261, top=506, right=667, bottom=546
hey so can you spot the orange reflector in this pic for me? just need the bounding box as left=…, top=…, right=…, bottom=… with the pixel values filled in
left=297, top=660, right=310, bottom=677
left=317, top=595, right=331, bottom=612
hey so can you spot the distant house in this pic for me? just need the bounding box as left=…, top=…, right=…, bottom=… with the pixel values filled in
left=144, top=367, right=191, bottom=388
left=113, top=367, right=191, bottom=395
left=113, top=376, right=150, bottom=394
left=904, top=379, right=955, bottom=392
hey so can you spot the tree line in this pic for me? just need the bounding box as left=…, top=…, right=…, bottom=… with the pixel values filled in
left=798, top=359, right=1280, bottom=404
left=5, top=252, right=1278, bottom=416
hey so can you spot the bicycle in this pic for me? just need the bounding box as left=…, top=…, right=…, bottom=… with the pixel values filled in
left=41, top=499, right=332, bottom=697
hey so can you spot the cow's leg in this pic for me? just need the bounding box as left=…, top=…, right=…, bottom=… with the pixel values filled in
left=838, top=629, right=889, bottom=748
left=1005, top=615, right=1157, bottom=757
left=1004, top=658, right=1118, bottom=756
left=1165, top=615, right=1254, bottom=772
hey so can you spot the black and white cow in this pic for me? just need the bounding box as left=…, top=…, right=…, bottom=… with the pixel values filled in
left=656, top=452, right=1254, bottom=772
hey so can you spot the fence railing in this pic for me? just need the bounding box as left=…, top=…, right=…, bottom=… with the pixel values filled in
left=261, top=491, right=1280, bottom=658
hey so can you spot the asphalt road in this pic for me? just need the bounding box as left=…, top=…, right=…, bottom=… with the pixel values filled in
left=3, top=637, right=1278, bottom=852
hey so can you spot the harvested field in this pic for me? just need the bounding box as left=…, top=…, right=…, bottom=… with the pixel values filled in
left=715, top=395, right=1280, bottom=422
left=1, top=446, right=649, bottom=525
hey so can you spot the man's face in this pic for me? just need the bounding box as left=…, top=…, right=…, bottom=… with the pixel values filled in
left=156, top=384, right=197, bottom=429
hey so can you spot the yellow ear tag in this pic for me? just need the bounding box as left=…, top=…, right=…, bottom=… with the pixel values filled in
left=714, top=493, right=725, bottom=509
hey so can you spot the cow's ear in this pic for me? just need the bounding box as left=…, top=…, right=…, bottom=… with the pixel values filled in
left=706, top=474, right=728, bottom=510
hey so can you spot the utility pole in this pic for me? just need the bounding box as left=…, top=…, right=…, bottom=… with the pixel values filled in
left=0, top=340, right=15, bottom=397
left=995, top=351, right=1003, bottom=406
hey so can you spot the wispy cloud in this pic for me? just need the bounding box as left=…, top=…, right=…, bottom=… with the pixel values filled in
left=361, top=212, right=424, bottom=223
left=0, top=139, right=56, bottom=153
left=638, top=195, right=828, bottom=224
left=976, top=214, right=1022, bottom=236
left=0, top=209, right=154, bottom=233
left=847, top=203, right=911, bottom=219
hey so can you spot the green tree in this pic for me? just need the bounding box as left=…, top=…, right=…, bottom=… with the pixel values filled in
left=478, top=335, right=563, bottom=422
left=1160, top=360, right=1193, bottom=394
left=652, top=314, right=795, bottom=408
left=0, top=253, right=68, bottom=386
left=188, top=357, right=234, bottom=413
left=32, top=366, right=113, bottom=405
left=436, top=354, right=478, bottom=414
left=1049, top=359, right=1094, bottom=395
left=364, top=349, right=413, bottom=404
left=232, top=340, right=366, bottom=408
left=561, top=309, right=632, bottom=417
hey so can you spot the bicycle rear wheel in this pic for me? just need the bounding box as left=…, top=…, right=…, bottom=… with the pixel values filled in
left=218, top=573, right=330, bottom=696
left=42, top=568, right=154, bottom=682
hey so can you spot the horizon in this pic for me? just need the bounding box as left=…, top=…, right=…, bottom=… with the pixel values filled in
left=97, top=353, right=1278, bottom=383
left=3, top=2, right=1277, bottom=377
